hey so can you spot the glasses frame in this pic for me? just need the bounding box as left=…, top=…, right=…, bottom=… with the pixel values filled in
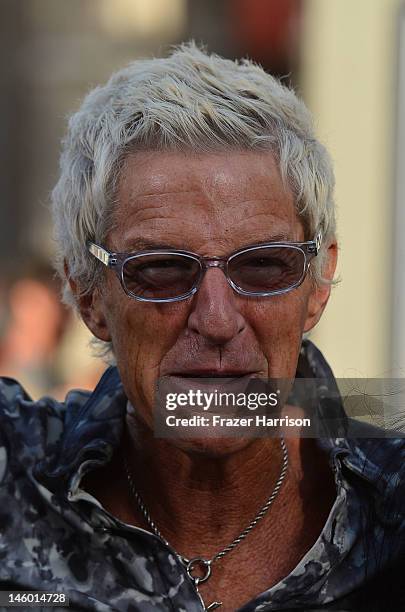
left=88, top=233, right=322, bottom=303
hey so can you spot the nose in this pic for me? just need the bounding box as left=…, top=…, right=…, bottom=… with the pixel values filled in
left=187, top=268, right=246, bottom=345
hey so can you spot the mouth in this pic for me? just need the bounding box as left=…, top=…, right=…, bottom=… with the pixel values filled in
left=167, top=370, right=258, bottom=379
left=160, top=371, right=260, bottom=397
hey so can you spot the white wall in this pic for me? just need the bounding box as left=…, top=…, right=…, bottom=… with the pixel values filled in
left=301, top=0, right=402, bottom=376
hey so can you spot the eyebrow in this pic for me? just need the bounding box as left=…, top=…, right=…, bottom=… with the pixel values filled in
left=116, top=234, right=297, bottom=253
left=251, top=234, right=291, bottom=244
left=117, top=239, right=186, bottom=252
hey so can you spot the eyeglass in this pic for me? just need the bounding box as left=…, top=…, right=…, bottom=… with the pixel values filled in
left=88, top=233, right=322, bottom=303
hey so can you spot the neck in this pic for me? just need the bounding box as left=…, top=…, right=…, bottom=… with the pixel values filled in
left=123, top=413, right=308, bottom=560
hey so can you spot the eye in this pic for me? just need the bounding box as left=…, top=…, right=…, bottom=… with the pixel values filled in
left=122, top=254, right=201, bottom=298
left=237, top=255, right=293, bottom=278
left=228, top=246, right=305, bottom=292
left=138, top=258, right=192, bottom=272
left=241, top=256, right=288, bottom=270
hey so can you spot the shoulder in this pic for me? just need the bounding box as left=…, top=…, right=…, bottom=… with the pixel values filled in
left=342, top=431, right=405, bottom=532
left=344, top=426, right=405, bottom=478
left=0, top=377, right=90, bottom=485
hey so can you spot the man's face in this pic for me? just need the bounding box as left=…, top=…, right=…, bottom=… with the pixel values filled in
left=84, top=150, right=333, bottom=449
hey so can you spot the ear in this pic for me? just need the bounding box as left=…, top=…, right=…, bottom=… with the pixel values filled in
left=65, top=262, right=111, bottom=342
left=303, top=240, right=338, bottom=333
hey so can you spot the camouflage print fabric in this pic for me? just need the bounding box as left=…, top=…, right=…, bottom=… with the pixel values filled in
left=0, top=340, right=404, bottom=611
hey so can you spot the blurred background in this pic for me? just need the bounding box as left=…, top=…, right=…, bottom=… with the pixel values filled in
left=1, top=0, right=404, bottom=399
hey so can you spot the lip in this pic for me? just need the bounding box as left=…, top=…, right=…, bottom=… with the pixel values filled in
left=158, top=372, right=260, bottom=399
left=166, top=370, right=259, bottom=378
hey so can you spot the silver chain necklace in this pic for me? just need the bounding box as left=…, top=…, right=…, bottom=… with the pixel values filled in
left=124, top=438, right=288, bottom=611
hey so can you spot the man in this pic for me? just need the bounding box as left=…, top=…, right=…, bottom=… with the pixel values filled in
left=0, top=43, right=404, bottom=612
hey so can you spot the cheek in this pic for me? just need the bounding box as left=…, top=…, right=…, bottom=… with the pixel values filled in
left=105, top=297, right=190, bottom=406
left=247, top=290, right=310, bottom=378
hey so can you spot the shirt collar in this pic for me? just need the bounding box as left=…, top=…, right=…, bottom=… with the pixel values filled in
left=35, top=366, right=126, bottom=496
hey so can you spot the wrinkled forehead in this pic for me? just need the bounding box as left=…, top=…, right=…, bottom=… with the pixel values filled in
left=110, top=149, right=303, bottom=252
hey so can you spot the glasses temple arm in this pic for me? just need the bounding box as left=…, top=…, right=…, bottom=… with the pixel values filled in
left=306, top=232, right=323, bottom=255
left=88, top=242, right=117, bottom=267
left=315, top=232, right=323, bottom=254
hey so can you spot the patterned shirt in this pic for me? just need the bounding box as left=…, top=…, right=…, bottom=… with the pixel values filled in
left=0, top=341, right=404, bottom=611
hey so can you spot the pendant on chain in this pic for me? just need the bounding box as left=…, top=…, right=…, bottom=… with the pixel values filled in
left=196, top=586, right=222, bottom=611
left=185, top=557, right=222, bottom=611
